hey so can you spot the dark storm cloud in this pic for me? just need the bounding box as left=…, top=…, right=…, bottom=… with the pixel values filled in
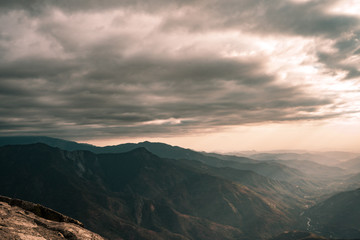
left=0, top=58, right=78, bottom=79
left=159, top=0, right=358, bottom=37
left=316, top=31, right=360, bottom=80
left=0, top=0, right=188, bottom=16
left=159, top=0, right=360, bottom=82
left=2, top=0, right=358, bottom=38
left=84, top=55, right=272, bottom=87
left=0, top=55, right=334, bottom=139
left=0, top=0, right=357, bottom=139
left=6, top=0, right=358, bottom=37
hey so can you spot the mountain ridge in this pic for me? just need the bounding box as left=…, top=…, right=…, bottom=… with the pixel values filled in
left=0, top=143, right=298, bottom=239
left=0, top=136, right=310, bottom=185
left=0, top=137, right=357, bottom=239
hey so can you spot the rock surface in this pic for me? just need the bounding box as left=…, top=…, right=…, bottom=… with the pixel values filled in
left=0, top=195, right=105, bottom=240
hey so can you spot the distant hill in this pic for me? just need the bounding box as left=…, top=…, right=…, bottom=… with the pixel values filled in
left=0, top=136, right=254, bottom=163
left=181, top=159, right=312, bottom=214
left=303, top=188, right=360, bottom=239
left=0, top=136, right=98, bottom=151
left=244, top=152, right=358, bottom=166
left=342, top=173, right=360, bottom=190
left=0, top=143, right=298, bottom=240
left=0, top=136, right=309, bottom=185
left=338, top=156, right=360, bottom=172
left=270, top=160, right=347, bottom=180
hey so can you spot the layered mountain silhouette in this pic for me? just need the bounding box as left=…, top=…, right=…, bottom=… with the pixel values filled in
left=0, top=143, right=301, bottom=240
left=0, top=136, right=311, bottom=185
left=0, top=136, right=358, bottom=240
left=246, top=152, right=357, bottom=166
left=0, top=136, right=96, bottom=152
left=0, top=136, right=254, bottom=163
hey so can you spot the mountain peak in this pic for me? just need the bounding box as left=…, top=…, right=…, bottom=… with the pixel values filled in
left=129, top=146, right=152, bottom=153
left=126, top=146, right=159, bottom=158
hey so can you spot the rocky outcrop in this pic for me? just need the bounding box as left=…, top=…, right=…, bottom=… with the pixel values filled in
left=0, top=195, right=105, bottom=240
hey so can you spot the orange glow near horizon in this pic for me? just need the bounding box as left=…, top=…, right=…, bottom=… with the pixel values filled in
left=83, top=119, right=360, bottom=153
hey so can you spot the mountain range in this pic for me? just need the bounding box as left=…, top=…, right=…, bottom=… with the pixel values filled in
left=0, top=136, right=315, bottom=185
left=0, top=143, right=295, bottom=239
left=0, top=136, right=359, bottom=239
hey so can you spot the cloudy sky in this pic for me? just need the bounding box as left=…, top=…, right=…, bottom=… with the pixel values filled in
left=1, top=0, right=360, bottom=152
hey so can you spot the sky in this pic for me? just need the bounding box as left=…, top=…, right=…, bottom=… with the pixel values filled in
left=0, top=0, right=360, bottom=152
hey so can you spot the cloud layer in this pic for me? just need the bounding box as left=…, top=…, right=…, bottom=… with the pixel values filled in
left=0, top=0, right=359, bottom=140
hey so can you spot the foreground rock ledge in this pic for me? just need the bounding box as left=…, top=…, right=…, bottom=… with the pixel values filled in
left=0, top=195, right=105, bottom=240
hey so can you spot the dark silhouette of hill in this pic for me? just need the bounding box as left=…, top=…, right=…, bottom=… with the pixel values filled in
left=0, top=143, right=300, bottom=240
left=0, top=136, right=96, bottom=151
left=176, top=158, right=311, bottom=212
left=303, top=188, right=360, bottom=239
left=0, top=136, right=311, bottom=186
left=0, top=136, right=253, bottom=163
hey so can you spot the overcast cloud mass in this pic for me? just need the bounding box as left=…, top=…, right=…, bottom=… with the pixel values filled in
left=0, top=0, right=360, bottom=150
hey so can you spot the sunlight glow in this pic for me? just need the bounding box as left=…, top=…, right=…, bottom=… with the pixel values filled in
left=328, top=0, right=360, bottom=16
left=140, top=118, right=186, bottom=126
